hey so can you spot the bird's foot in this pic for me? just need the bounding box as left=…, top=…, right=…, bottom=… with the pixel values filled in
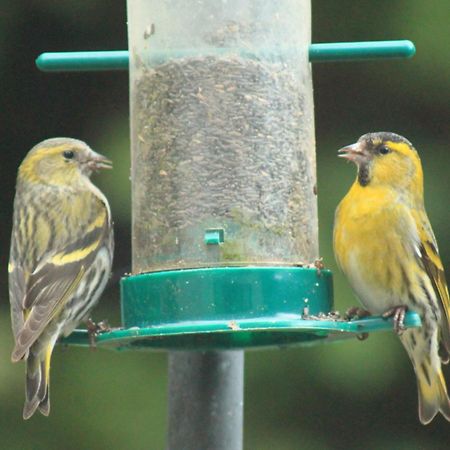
left=382, top=305, right=407, bottom=335
left=86, top=318, right=111, bottom=349
left=345, top=306, right=372, bottom=320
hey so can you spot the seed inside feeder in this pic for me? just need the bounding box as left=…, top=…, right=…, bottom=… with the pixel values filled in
left=131, top=55, right=317, bottom=271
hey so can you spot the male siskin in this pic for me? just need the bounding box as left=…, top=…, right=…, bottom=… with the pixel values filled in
left=334, top=132, right=450, bottom=424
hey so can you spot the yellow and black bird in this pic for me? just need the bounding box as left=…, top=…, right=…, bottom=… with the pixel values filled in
left=333, top=132, right=450, bottom=424
left=9, top=138, right=114, bottom=419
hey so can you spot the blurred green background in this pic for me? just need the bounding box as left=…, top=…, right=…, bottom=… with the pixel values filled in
left=0, top=1, right=449, bottom=449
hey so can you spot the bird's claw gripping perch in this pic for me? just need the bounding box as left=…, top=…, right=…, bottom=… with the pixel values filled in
left=382, top=305, right=407, bottom=335
left=86, top=318, right=111, bottom=348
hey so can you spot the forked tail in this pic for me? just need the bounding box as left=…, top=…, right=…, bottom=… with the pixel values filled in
left=401, top=328, right=450, bottom=424
left=23, top=344, right=53, bottom=419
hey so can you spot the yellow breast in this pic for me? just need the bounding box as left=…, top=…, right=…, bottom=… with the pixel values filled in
left=334, top=181, right=419, bottom=311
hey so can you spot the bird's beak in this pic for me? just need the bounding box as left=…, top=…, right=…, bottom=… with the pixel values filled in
left=87, top=151, right=113, bottom=171
left=338, top=142, right=367, bottom=164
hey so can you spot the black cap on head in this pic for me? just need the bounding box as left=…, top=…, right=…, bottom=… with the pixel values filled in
left=358, top=132, right=414, bottom=149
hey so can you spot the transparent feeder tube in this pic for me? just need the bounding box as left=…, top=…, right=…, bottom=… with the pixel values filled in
left=128, top=0, right=317, bottom=274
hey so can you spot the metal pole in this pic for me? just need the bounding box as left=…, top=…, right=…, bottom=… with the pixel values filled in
left=167, top=351, right=244, bottom=450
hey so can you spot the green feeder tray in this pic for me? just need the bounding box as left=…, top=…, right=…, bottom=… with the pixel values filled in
left=61, top=267, right=421, bottom=350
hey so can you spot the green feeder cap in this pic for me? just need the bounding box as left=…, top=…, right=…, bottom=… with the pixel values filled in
left=118, top=266, right=333, bottom=349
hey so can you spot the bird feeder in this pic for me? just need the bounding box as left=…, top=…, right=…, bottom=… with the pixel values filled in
left=123, top=0, right=331, bottom=348
left=36, top=0, right=422, bottom=369
left=36, top=1, right=420, bottom=448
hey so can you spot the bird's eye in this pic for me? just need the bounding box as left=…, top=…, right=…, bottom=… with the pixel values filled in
left=378, top=146, right=390, bottom=155
left=63, top=150, right=75, bottom=160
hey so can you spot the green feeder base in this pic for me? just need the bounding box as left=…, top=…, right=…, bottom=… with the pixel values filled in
left=60, top=267, right=421, bottom=350
left=62, top=313, right=422, bottom=351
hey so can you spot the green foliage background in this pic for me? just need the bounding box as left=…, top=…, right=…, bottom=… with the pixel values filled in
left=0, top=1, right=448, bottom=448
